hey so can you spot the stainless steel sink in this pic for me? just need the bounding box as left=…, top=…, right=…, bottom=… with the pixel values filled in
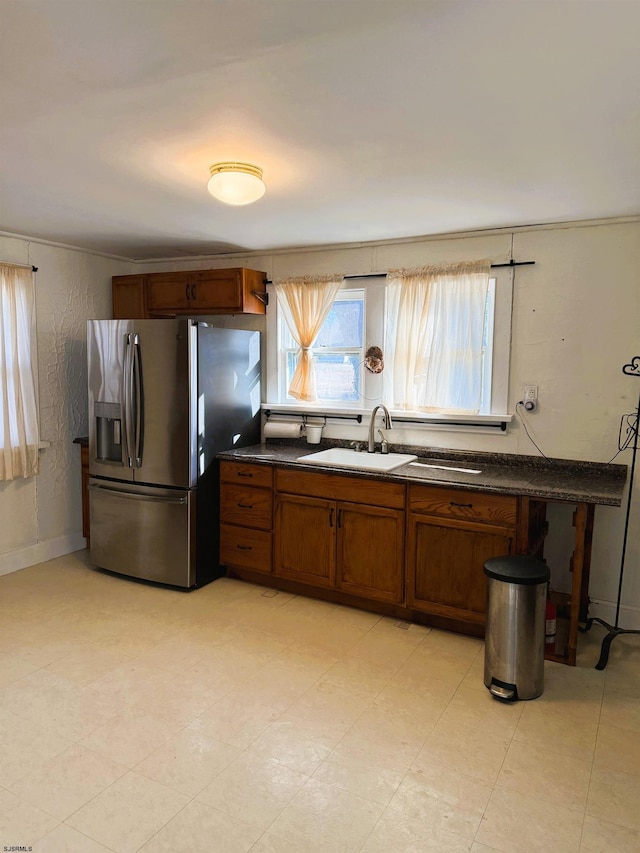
left=297, top=448, right=417, bottom=472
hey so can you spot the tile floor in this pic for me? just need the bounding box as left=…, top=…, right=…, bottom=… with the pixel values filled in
left=0, top=550, right=639, bottom=853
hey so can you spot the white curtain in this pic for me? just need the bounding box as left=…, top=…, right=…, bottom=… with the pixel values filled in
left=0, top=264, right=39, bottom=480
left=383, top=260, right=491, bottom=413
left=274, top=274, right=343, bottom=401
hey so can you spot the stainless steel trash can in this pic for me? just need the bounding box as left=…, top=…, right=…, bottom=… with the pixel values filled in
left=483, top=556, right=550, bottom=701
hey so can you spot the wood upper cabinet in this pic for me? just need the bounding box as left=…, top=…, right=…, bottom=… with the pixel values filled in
left=274, top=469, right=406, bottom=602
left=406, top=484, right=519, bottom=624
left=112, top=274, right=148, bottom=319
left=112, top=267, right=267, bottom=319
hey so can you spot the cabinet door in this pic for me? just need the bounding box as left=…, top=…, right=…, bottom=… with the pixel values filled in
left=112, top=275, right=147, bottom=319
left=336, top=502, right=404, bottom=603
left=146, top=272, right=194, bottom=312
left=192, top=269, right=266, bottom=314
left=407, top=514, right=514, bottom=622
left=191, top=270, right=244, bottom=312
left=274, top=494, right=335, bottom=587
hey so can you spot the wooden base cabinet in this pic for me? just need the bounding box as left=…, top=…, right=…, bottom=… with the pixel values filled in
left=406, top=484, right=520, bottom=626
left=219, top=461, right=273, bottom=574
left=219, top=462, right=594, bottom=665
left=407, top=515, right=515, bottom=624
left=275, top=494, right=336, bottom=587
left=274, top=470, right=406, bottom=603
left=337, top=503, right=404, bottom=603
left=80, top=442, right=90, bottom=544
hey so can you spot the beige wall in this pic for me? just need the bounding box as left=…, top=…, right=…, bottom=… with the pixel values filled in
left=140, top=219, right=640, bottom=626
left=1, top=219, right=638, bottom=628
left=0, top=235, right=131, bottom=574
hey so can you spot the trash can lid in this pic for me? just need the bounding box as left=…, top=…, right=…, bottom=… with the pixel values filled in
left=483, top=556, right=550, bottom=585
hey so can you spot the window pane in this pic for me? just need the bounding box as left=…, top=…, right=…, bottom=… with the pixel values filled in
left=315, top=299, right=363, bottom=348
left=316, top=353, right=360, bottom=401
left=286, top=352, right=360, bottom=402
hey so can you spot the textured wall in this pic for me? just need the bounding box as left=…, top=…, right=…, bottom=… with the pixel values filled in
left=0, top=235, right=131, bottom=571
left=1, top=221, right=639, bottom=629
left=139, top=220, right=640, bottom=624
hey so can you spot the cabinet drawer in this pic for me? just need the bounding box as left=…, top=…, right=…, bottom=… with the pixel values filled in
left=220, top=461, right=273, bottom=489
left=276, top=469, right=405, bottom=509
left=408, top=484, right=517, bottom=526
left=220, top=484, right=272, bottom=530
left=220, top=524, right=272, bottom=572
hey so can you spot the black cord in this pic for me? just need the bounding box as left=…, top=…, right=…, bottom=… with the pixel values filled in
left=607, top=411, right=639, bottom=463
left=515, top=402, right=548, bottom=457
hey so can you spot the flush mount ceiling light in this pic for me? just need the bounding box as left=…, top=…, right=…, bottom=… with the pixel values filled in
left=207, top=162, right=265, bottom=205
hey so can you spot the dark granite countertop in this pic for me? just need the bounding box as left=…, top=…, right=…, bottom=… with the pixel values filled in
left=218, top=440, right=628, bottom=506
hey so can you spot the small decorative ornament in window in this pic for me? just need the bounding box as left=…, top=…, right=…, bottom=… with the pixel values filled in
left=364, top=346, right=384, bottom=374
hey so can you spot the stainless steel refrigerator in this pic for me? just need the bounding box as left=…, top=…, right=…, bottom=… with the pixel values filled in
left=87, top=319, right=261, bottom=588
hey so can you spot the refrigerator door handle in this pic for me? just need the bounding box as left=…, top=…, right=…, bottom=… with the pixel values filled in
left=89, top=483, right=188, bottom=505
left=122, top=333, right=134, bottom=468
left=132, top=333, right=143, bottom=467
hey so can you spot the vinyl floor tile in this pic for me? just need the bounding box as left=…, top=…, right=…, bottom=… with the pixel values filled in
left=2, top=555, right=639, bottom=853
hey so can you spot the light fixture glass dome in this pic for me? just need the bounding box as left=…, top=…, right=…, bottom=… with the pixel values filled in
left=207, top=162, right=265, bottom=205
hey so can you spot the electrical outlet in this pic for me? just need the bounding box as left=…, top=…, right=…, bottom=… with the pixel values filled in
left=523, top=384, right=538, bottom=411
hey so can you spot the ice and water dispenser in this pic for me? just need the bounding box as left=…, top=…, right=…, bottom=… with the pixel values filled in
left=95, top=401, right=123, bottom=463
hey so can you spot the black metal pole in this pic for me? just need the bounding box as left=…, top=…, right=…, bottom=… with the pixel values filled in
left=581, top=359, right=640, bottom=669
left=614, top=382, right=639, bottom=627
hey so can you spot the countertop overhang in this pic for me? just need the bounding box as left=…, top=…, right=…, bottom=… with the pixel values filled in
left=218, top=441, right=628, bottom=507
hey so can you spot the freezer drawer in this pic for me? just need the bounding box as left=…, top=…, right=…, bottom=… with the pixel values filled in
left=89, top=478, right=195, bottom=587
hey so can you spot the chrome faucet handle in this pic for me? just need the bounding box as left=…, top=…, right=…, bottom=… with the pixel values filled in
left=378, top=429, right=389, bottom=454
left=350, top=441, right=363, bottom=452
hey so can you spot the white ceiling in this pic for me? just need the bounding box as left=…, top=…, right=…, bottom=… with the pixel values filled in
left=1, top=0, right=639, bottom=260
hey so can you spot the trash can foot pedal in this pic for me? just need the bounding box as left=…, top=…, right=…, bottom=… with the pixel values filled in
left=488, top=678, right=517, bottom=702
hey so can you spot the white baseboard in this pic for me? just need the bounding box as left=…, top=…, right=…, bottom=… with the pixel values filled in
left=588, top=599, right=640, bottom=631
left=0, top=533, right=87, bottom=577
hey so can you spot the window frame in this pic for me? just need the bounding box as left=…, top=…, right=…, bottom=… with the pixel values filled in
left=278, top=286, right=367, bottom=406
left=265, top=267, right=513, bottom=427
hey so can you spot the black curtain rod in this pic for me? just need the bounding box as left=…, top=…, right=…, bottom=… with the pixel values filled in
left=0, top=262, right=38, bottom=272
left=490, top=260, right=535, bottom=269
left=265, top=260, right=535, bottom=285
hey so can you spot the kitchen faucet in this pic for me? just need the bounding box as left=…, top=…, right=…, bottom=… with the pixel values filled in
left=368, top=404, right=392, bottom=452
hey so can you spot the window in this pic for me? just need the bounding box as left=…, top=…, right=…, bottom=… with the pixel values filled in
left=281, top=289, right=364, bottom=403
left=266, top=268, right=512, bottom=423
left=0, top=263, right=39, bottom=480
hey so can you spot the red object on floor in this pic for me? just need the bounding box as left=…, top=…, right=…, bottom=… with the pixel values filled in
left=546, top=598, right=557, bottom=655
